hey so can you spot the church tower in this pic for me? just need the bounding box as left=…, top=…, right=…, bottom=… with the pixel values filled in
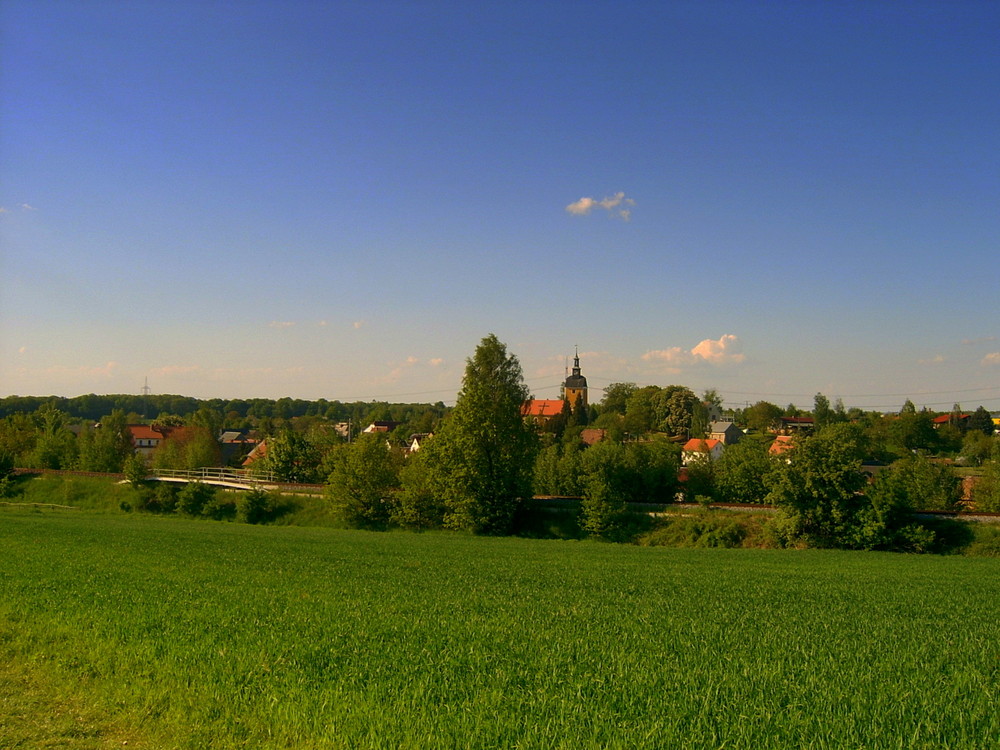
left=563, top=347, right=588, bottom=410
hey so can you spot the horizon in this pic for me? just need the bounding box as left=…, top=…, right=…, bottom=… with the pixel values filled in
left=3, top=2, right=998, bottom=413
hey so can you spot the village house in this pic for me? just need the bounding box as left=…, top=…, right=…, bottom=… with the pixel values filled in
left=709, top=421, right=742, bottom=445
left=681, top=438, right=724, bottom=466
left=128, top=424, right=169, bottom=460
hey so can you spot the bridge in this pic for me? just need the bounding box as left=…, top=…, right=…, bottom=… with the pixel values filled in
left=146, top=467, right=281, bottom=490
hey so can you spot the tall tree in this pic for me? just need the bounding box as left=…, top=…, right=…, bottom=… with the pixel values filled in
left=967, top=406, right=995, bottom=437
left=743, top=401, right=782, bottom=434
left=660, top=385, right=698, bottom=438
left=813, top=393, right=833, bottom=431
left=327, top=433, right=400, bottom=528
left=260, top=429, right=320, bottom=483
left=428, top=334, right=537, bottom=534
left=714, top=438, right=775, bottom=504
left=78, top=409, right=134, bottom=472
left=600, top=382, right=637, bottom=415
left=767, top=423, right=869, bottom=547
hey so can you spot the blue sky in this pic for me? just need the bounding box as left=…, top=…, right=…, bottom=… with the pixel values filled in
left=2, top=1, right=998, bottom=412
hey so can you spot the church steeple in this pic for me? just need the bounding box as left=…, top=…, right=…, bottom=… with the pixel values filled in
left=563, top=346, right=588, bottom=410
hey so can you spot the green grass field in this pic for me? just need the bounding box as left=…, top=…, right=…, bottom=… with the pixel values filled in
left=2, top=510, right=998, bottom=749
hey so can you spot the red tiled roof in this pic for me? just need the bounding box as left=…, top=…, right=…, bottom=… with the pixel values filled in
left=521, top=399, right=566, bottom=418
left=128, top=425, right=163, bottom=442
left=769, top=435, right=795, bottom=454
left=932, top=414, right=969, bottom=424
left=682, top=438, right=721, bottom=452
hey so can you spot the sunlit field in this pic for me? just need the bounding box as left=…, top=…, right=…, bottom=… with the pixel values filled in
left=2, top=511, right=998, bottom=749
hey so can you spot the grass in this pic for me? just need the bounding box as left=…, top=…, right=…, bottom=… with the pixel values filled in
left=2, top=509, right=999, bottom=748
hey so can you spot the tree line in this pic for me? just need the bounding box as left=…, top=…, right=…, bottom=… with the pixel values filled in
left=2, top=335, right=998, bottom=550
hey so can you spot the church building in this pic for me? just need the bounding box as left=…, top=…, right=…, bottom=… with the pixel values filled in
left=522, top=348, right=589, bottom=427
left=562, top=348, right=588, bottom=410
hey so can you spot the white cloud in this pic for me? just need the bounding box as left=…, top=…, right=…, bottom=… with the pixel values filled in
left=18, top=203, right=36, bottom=211
left=918, top=355, right=945, bottom=365
left=429, top=358, right=444, bottom=367
left=982, top=352, right=1000, bottom=366
left=317, top=320, right=328, bottom=327
left=269, top=321, right=295, bottom=329
left=643, top=335, right=745, bottom=368
left=566, top=192, right=635, bottom=221
left=353, top=320, right=366, bottom=330
left=962, top=336, right=997, bottom=345
left=18, top=346, right=26, bottom=354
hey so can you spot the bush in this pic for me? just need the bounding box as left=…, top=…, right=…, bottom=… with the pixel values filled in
left=237, top=487, right=271, bottom=524
left=176, top=481, right=216, bottom=517
left=964, top=525, right=1000, bottom=557
left=638, top=511, right=766, bottom=549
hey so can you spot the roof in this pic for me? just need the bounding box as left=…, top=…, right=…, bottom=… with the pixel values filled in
left=682, top=438, right=722, bottom=452
left=521, top=399, right=566, bottom=418
left=769, top=435, right=795, bottom=455
left=932, top=414, right=969, bottom=424
left=242, top=440, right=268, bottom=466
left=580, top=428, right=607, bottom=446
left=128, top=425, right=164, bottom=441
left=709, top=421, right=739, bottom=432
left=363, top=421, right=401, bottom=433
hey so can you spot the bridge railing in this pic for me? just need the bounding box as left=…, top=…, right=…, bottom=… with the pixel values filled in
left=151, top=467, right=278, bottom=485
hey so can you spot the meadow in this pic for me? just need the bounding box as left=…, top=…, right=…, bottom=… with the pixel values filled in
left=1, top=510, right=998, bottom=749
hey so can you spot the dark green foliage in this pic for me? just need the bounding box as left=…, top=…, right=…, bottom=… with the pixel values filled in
left=237, top=487, right=271, bottom=524
left=326, top=434, right=401, bottom=528
left=135, top=482, right=180, bottom=513
left=261, top=430, right=320, bottom=483
left=882, top=455, right=961, bottom=511
left=579, top=441, right=630, bottom=538
left=767, top=424, right=870, bottom=547
left=175, top=481, right=217, bottom=517
left=122, top=453, right=148, bottom=489
left=533, top=442, right=585, bottom=497
left=201, top=494, right=237, bottom=521
left=27, top=407, right=78, bottom=469
left=599, top=382, right=636, bottom=415
left=960, top=431, right=995, bottom=466
left=972, top=460, right=1000, bottom=512
left=714, top=438, right=775, bottom=504
left=967, top=406, right=996, bottom=437
left=638, top=511, right=767, bottom=548
left=853, top=458, right=950, bottom=551
left=741, top=401, right=783, bottom=433
left=682, top=455, right=715, bottom=502
left=394, top=448, right=446, bottom=529
left=0, top=450, right=14, bottom=480
left=577, top=439, right=681, bottom=539
left=813, top=392, right=836, bottom=431
left=964, top=524, right=1000, bottom=557
left=77, top=410, right=134, bottom=472
left=428, top=335, right=537, bottom=534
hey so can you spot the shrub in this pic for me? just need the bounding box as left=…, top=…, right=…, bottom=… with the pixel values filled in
left=237, top=487, right=271, bottom=524
left=638, top=511, right=762, bottom=549
left=176, top=481, right=216, bottom=517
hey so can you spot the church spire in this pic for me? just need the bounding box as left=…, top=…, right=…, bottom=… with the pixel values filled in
left=563, top=346, right=588, bottom=410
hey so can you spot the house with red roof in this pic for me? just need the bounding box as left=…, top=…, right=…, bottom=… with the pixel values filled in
left=769, top=435, right=795, bottom=459
left=681, top=438, right=724, bottom=466
left=128, top=424, right=170, bottom=460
